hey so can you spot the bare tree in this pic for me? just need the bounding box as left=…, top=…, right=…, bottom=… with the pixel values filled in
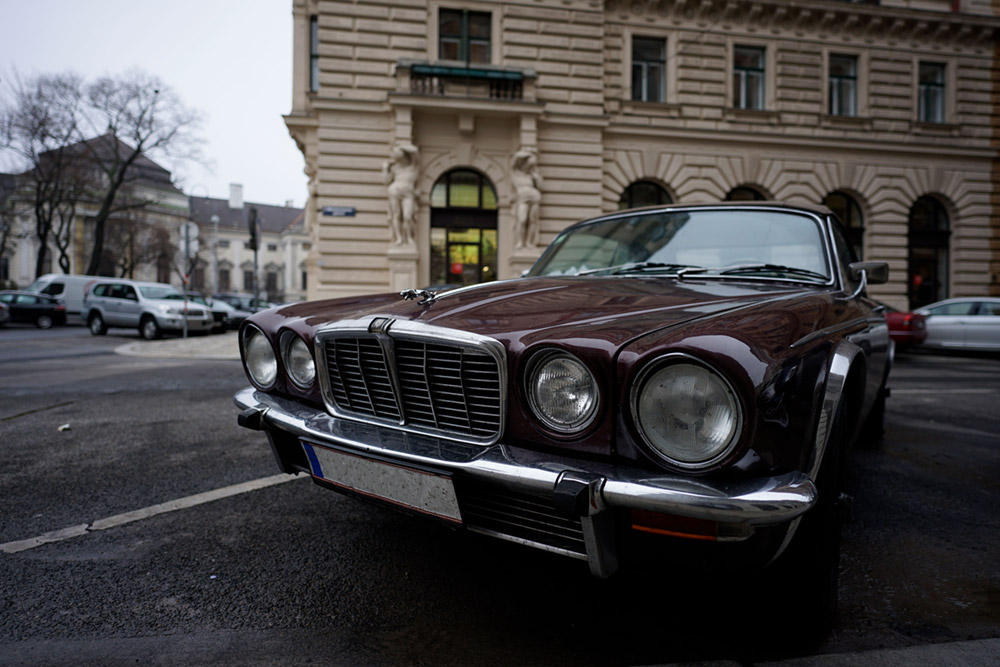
left=0, top=72, right=86, bottom=279
left=103, top=209, right=175, bottom=279
left=78, top=70, right=200, bottom=276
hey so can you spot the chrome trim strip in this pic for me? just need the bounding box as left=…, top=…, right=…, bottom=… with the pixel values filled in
left=235, top=387, right=816, bottom=526
left=313, top=316, right=508, bottom=446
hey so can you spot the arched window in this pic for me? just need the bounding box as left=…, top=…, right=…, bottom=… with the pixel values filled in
left=430, top=169, right=498, bottom=287
left=725, top=186, right=766, bottom=201
left=618, top=181, right=671, bottom=210
left=908, top=196, right=950, bottom=308
left=824, top=191, right=864, bottom=259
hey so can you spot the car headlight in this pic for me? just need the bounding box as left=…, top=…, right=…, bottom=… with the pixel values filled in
left=632, top=356, right=742, bottom=470
left=244, top=326, right=277, bottom=387
left=526, top=351, right=599, bottom=433
left=282, top=332, right=316, bottom=388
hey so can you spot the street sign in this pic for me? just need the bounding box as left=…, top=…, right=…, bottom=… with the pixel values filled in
left=181, top=221, right=200, bottom=240
left=322, top=206, right=356, bottom=217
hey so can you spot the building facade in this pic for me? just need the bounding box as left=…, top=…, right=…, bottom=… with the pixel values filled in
left=286, top=0, right=999, bottom=310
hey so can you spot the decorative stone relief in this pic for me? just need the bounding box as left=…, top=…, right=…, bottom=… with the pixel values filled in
left=511, top=148, right=543, bottom=250
left=382, top=143, right=420, bottom=246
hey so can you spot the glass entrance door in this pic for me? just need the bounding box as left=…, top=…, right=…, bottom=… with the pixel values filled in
left=430, top=227, right=497, bottom=287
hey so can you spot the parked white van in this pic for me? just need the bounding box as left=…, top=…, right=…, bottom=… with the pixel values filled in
left=25, top=274, right=100, bottom=323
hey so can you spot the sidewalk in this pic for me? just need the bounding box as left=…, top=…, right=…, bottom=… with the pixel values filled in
left=114, top=331, right=240, bottom=360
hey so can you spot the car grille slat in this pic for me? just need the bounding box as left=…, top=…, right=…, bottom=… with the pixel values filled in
left=456, top=482, right=587, bottom=557
left=321, top=332, right=503, bottom=442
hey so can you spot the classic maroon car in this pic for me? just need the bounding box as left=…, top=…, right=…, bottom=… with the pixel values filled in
left=235, top=202, right=891, bottom=629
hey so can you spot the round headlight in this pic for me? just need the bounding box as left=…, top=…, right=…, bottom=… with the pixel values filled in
left=527, top=351, right=599, bottom=433
left=283, top=333, right=316, bottom=388
left=244, top=327, right=277, bottom=387
left=633, top=359, right=741, bottom=469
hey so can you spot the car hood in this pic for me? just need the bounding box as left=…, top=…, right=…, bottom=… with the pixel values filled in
left=271, top=276, right=824, bottom=353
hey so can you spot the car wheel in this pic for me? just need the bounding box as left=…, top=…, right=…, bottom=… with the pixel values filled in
left=765, top=402, right=846, bottom=644
left=140, top=316, right=162, bottom=340
left=88, top=312, right=107, bottom=336
left=860, top=386, right=887, bottom=447
left=36, top=314, right=54, bottom=329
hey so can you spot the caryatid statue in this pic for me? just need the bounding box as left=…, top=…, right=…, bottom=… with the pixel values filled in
left=511, top=148, right=543, bottom=249
left=382, top=143, right=420, bottom=246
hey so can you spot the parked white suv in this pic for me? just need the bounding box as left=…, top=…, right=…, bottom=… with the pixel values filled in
left=83, top=279, right=213, bottom=340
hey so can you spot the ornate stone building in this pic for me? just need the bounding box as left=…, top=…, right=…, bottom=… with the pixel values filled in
left=285, top=0, right=999, bottom=309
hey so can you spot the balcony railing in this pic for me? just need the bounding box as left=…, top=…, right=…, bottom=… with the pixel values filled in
left=395, top=60, right=536, bottom=103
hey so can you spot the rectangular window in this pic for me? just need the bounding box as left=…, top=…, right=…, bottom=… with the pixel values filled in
left=439, top=8, right=491, bottom=64
left=219, top=268, right=230, bottom=292
left=828, top=54, right=857, bottom=116
left=243, top=270, right=254, bottom=292
left=267, top=243, right=278, bottom=252
left=733, top=46, right=765, bottom=110
left=217, top=239, right=230, bottom=249
left=918, top=62, right=945, bottom=123
left=301, top=270, right=308, bottom=292
left=631, top=37, right=666, bottom=103
left=265, top=272, right=279, bottom=294
left=309, top=15, right=320, bottom=92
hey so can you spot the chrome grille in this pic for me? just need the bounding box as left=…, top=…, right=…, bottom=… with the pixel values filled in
left=456, top=482, right=587, bottom=558
left=320, top=330, right=504, bottom=443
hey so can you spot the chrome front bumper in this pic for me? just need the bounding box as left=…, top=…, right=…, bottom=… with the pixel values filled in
left=234, top=387, right=816, bottom=577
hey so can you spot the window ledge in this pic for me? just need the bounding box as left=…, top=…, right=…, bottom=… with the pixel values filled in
left=911, top=121, right=961, bottom=137
left=723, top=108, right=780, bottom=124
left=620, top=100, right=682, bottom=118
left=820, top=114, right=874, bottom=130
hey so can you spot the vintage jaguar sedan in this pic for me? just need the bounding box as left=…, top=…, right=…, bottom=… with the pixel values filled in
left=235, top=202, right=891, bottom=627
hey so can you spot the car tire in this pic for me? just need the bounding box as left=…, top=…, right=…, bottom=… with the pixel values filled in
left=860, top=386, right=887, bottom=447
left=88, top=312, right=107, bottom=336
left=765, top=402, right=846, bottom=645
left=36, top=314, right=54, bottom=329
left=140, top=316, right=162, bottom=340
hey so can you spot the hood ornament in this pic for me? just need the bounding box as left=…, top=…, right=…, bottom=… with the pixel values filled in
left=399, top=288, right=438, bottom=305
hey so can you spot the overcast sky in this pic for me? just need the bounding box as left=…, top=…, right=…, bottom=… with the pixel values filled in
left=1, top=0, right=307, bottom=208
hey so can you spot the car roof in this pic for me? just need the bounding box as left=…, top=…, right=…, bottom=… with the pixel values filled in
left=565, top=201, right=835, bottom=231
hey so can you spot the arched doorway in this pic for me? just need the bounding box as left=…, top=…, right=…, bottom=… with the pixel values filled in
left=429, top=169, right=498, bottom=287
left=824, top=191, right=864, bottom=259
left=619, top=180, right=671, bottom=209
left=725, top=186, right=767, bottom=201
left=908, top=195, right=950, bottom=308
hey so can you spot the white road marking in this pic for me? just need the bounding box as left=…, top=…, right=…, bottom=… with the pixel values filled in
left=891, top=388, right=994, bottom=394
left=1, top=473, right=306, bottom=554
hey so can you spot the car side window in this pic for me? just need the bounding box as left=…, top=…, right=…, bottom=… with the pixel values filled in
left=929, top=302, right=975, bottom=316
left=122, top=286, right=137, bottom=301
left=0, top=294, right=12, bottom=304
left=975, top=302, right=1000, bottom=316
left=829, top=221, right=859, bottom=293
left=16, top=294, right=38, bottom=304
left=109, top=285, right=128, bottom=299
left=92, top=284, right=107, bottom=297
left=41, top=282, right=63, bottom=295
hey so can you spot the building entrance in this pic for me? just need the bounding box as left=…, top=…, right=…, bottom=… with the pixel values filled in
left=429, top=169, right=498, bottom=288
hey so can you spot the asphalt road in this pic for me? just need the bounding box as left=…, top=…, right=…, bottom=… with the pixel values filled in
left=1, top=324, right=998, bottom=666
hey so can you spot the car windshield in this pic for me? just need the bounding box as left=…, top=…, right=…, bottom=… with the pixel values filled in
left=139, top=285, right=183, bottom=300
left=528, top=209, right=831, bottom=283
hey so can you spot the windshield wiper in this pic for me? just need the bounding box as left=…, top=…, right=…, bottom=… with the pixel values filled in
left=576, top=262, right=700, bottom=276
left=716, top=263, right=829, bottom=282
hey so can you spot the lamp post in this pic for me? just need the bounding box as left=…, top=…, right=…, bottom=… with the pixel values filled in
left=210, top=214, right=220, bottom=295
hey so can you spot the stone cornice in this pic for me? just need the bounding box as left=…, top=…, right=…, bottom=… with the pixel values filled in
left=604, top=0, right=999, bottom=51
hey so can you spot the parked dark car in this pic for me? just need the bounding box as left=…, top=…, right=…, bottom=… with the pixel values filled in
left=877, top=301, right=928, bottom=349
left=0, top=300, right=9, bottom=326
left=234, top=202, right=891, bottom=633
left=915, top=297, right=1000, bottom=352
left=186, top=292, right=228, bottom=334
left=206, top=298, right=252, bottom=330
left=0, top=291, right=67, bottom=329
left=213, top=292, right=274, bottom=313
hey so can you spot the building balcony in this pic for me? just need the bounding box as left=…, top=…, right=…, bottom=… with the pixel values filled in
left=395, top=60, right=537, bottom=104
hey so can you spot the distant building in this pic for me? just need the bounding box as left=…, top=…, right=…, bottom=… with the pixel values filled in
left=285, top=0, right=999, bottom=309
left=188, top=189, right=307, bottom=304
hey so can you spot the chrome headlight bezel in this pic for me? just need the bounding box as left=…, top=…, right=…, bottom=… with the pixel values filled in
left=280, top=330, right=316, bottom=389
left=242, top=324, right=278, bottom=389
left=630, top=353, right=743, bottom=471
left=525, top=349, right=600, bottom=434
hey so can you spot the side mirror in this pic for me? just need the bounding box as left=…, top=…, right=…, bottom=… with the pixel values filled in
left=849, top=261, right=889, bottom=285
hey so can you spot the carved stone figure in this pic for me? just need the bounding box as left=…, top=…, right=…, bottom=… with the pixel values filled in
left=511, top=148, right=543, bottom=249
left=382, top=144, right=420, bottom=245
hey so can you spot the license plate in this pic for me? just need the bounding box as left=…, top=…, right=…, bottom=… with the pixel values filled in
left=301, top=442, right=463, bottom=523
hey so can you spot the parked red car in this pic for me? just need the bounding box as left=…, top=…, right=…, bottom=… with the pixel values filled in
left=879, top=301, right=928, bottom=349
